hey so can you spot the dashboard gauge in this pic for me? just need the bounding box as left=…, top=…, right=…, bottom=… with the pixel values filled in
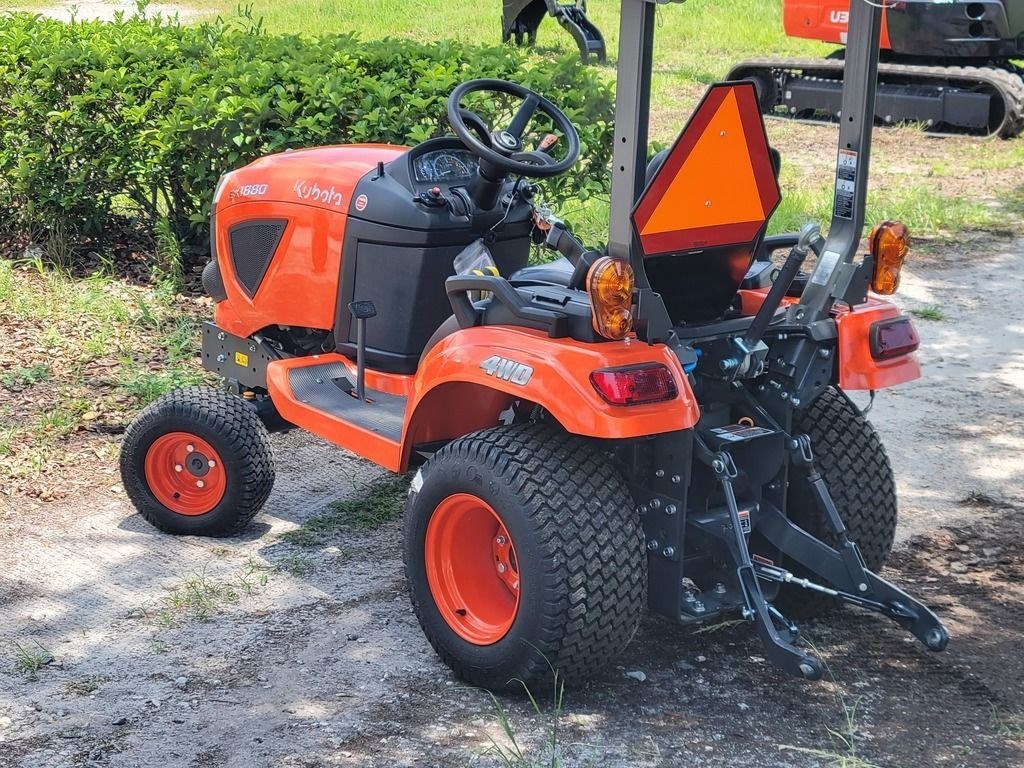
left=413, top=149, right=478, bottom=183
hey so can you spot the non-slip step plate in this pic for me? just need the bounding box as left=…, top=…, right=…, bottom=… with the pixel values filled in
left=288, top=361, right=406, bottom=442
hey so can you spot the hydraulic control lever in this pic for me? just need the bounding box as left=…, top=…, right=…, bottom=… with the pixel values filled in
left=348, top=300, right=377, bottom=401
left=743, top=222, right=820, bottom=350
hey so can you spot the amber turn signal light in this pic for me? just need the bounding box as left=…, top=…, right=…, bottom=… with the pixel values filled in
left=587, top=256, right=634, bottom=340
left=869, top=221, right=909, bottom=295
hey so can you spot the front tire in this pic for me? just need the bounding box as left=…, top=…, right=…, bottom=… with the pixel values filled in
left=777, top=387, right=898, bottom=617
left=404, top=424, right=646, bottom=691
left=120, top=386, right=275, bottom=537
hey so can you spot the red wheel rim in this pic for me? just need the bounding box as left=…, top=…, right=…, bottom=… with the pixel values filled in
left=425, top=493, right=520, bottom=645
left=143, top=432, right=226, bottom=516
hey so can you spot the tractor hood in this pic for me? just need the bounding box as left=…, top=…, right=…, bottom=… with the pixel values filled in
left=214, top=144, right=409, bottom=215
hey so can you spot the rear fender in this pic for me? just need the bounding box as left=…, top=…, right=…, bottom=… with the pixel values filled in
left=835, top=297, right=921, bottom=390
left=403, top=326, right=700, bottom=460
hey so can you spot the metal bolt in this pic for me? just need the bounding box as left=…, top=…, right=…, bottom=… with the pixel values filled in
left=671, top=474, right=681, bottom=484
left=684, top=591, right=696, bottom=603
left=217, top=332, right=226, bottom=340
left=795, top=309, right=805, bottom=320
left=196, top=480, right=205, bottom=488
left=799, top=663, right=817, bottom=678
left=248, top=344, right=256, bottom=353
left=655, top=469, right=665, bottom=478
left=858, top=582, right=868, bottom=592
left=742, top=607, right=755, bottom=620
left=780, top=391, right=790, bottom=400
left=186, top=444, right=195, bottom=453
left=496, top=535, right=506, bottom=545
left=208, top=460, right=216, bottom=468
left=665, top=504, right=677, bottom=516
left=818, top=348, right=831, bottom=359
left=216, top=354, right=227, bottom=363
left=791, top=397, right=802, bottom=407
left=712, top=459, right=725, bottom=473
left=497, top=563, right=507, bottom=573
left=647, top=540, right=659, bottom=551
left=638, top=504, right=649, bottom=515
left=512, top=580, right=520, bottom=590
left=650, top=498, right=662, bottom=510
left=714, top=583, right=727, bottom=595
left=662, top=546, right=675, bottom=558
left=788, top=439, right=799, bottom=449
left=174, top=464, right=183, bottom=473
left=693, top=601, right=706, bottom=614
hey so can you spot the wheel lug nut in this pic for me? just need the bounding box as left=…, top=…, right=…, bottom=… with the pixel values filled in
left=208, top=460, right=216, bottom=468
left=186, top=444, right=195, bottom=453
left=512, top=580, right=519, bottom=590
left=496, top=535, right=506, bottom=545
left=196, top=480, right=205, bottom=488
left=497, top=563, right=506, bottom=573
left=174, top=464, right=183, bottom=473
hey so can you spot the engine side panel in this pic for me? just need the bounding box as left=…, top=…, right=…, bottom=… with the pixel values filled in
left=213, top=201, right=346, bottom=338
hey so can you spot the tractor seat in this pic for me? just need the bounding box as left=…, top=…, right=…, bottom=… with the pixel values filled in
left=509, top=149, right=672, bottom=287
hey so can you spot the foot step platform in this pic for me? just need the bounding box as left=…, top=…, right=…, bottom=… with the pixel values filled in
left=266, top=355, right=407, bottom=471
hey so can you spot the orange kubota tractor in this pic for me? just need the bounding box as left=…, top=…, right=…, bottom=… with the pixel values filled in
left=121, top=0, right=949, bottom=689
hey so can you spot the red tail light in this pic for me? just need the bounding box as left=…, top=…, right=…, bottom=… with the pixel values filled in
left=590, top=364, right=678, bottom=406
left=870, top=317, right=920, bottom=360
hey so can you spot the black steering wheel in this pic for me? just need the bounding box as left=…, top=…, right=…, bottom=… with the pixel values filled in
left=447, top=79, right=581, bottom=179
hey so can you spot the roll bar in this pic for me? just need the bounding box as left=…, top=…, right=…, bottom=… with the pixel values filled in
left=607, top=0, right=883, bottom=319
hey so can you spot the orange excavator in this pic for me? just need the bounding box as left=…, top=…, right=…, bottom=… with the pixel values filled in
left=729, top=0, right=1024, bottom=137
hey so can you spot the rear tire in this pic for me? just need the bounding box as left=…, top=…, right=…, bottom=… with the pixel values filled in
left=776, top=387, right=897, bottom=618
left=404, top=423, right=646, bottom=691
left=120, top=386, right=275, bottom=537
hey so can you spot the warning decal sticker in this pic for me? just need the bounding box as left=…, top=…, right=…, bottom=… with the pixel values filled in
left=834, top=148, right=858, bottom=220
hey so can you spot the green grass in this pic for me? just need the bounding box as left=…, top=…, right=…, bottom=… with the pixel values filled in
left=908, top=306, right=946, bottom=321
left=12, top=641, right=54, bottom=680
left=0, top=363, right=50, bottom=390
left=152, top=559, right=272, bottom=626
left=990, top=704, right=1024, bottom=740
left=280, top=475, right=410, bottom=547
left=0, top=257, right=212, bottom=486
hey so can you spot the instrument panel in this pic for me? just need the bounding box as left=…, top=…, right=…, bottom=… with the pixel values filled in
left=412, top=148, right=478, bottom=183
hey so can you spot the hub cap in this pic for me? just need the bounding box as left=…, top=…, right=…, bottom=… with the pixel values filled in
left=143, top=432, right=226, bottom=515
left=424, top=493, right=520, bottom=645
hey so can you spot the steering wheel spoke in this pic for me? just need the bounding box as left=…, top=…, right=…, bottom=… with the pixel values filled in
left=507, top=93, right=540, bottom=139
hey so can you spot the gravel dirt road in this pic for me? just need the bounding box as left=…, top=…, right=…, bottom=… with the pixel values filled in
left=1, top=244, right=1022, bottom=767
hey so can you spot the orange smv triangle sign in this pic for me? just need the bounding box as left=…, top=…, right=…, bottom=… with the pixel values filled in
left=632, top=82, right=780, bottom=256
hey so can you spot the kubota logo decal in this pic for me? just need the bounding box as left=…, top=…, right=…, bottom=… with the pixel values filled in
left=293, top=180, right=343, bottom=207
left=481, top=355, right=533, bottom=386
left=829, top=10, right=849, bottom=24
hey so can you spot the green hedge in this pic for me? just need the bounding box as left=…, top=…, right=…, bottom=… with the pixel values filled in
left=0, top=12, right=614, bottom=264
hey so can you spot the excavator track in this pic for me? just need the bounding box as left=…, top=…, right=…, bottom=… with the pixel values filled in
left=728, top=57, right=1024, bottom=139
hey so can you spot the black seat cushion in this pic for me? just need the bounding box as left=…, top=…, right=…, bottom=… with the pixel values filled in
left=508, top=256, right=574, bottom=286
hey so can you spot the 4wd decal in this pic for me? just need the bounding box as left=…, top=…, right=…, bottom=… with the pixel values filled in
left=293, top=180, right=343, bottom=207
left=481, top=355, right=533, bottom=386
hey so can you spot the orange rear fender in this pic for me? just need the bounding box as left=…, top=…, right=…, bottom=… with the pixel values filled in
left=406, top=326, right=701, bottom=446
left=834, top=298, right=921, bottom=390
